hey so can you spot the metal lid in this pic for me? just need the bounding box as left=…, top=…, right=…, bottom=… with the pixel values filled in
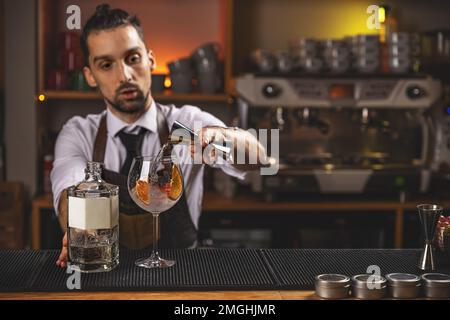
left=315, top=274, right=351, bottom=288
left=421, top=273, right=450, bottom=288
left=386, top=273, right=421, bottom=287
left=352, top=274, right=387, bottom=289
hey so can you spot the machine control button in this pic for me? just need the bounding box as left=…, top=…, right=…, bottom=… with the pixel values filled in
left=262, top=83, right=282, bottom=98
left=406, top=85, right=426, bottom=99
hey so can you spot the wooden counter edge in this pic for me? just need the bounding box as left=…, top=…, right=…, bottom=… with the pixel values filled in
left=0, top=290, right=297, bottom=300
left=32, top=193, right=450, bottom=212
left=1, top=290, right=439, bottom=300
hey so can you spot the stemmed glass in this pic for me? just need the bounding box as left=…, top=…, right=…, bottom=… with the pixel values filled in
left=128, top=155, right=183, bottom=268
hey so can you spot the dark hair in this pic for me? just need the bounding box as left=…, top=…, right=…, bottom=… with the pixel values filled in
left=80, top=4, right=145, bottom=67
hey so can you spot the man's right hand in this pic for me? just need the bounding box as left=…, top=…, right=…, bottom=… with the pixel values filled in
left=56, top=232, right=68, bottom=268
left=56, top=189, right=68, bottom=268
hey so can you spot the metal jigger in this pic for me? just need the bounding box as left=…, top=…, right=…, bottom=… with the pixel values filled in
left=170, top=121, right=232, bottom=159
left=417, top=204, right=442, bottom=271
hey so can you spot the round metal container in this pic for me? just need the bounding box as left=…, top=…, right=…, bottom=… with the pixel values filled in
left=387, top=32, right=410, bottom=45
left=299, top=57, right=323, bottom=73
left=389, top=44, right=410, bottom=56
left=315, top=274, right=351, bottom=299
left=386, top=273, right=421, bottom=299
left=348, top=34, right=380, bottom=46
left=351, top=44, right=380, bottom=57
left=352, top=274, right=387, bottom=300
left=389, top=55, right=411, bottom=73
left=326, top=57, right=350, bottom=73
left=354, top=56, right=379, bottom=73
left=421, top=273, right=450, bottom=299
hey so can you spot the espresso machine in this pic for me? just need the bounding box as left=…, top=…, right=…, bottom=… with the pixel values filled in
left=236, top=74, right=443, bottom=201
left=427, top=84, right=450, bottom=196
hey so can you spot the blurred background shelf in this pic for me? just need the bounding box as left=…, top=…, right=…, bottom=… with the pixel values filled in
left=31, top=191, right=450, bottom=250
left=38, top=90, right=231, bottom=103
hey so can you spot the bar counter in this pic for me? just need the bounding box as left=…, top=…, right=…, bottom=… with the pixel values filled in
left=0, top=248, right=448, bottom=300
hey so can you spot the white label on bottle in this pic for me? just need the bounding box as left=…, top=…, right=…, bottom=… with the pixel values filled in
left=68, top=195, right=119, bottom=230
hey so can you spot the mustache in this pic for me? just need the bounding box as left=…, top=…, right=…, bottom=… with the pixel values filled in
left=116, top=83, right=141, bottom=95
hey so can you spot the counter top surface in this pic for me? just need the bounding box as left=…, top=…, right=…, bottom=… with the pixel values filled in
left=1, top=248, right=448, bottom=300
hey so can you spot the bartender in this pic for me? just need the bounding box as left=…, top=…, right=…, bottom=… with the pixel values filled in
left=53, top=4, right=267, bottom=267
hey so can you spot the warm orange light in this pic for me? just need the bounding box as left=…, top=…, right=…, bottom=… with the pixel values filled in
left=378, top=7, right=386, bottom=23
left=379, top=25, right=386, bottom=43
left=329, top=84, right=354, bottom=99
left=38, top=94, right=46, bottom=102
left=164, top=77, right=171, bottom=89
left=154, top=65, right=169, bottom=74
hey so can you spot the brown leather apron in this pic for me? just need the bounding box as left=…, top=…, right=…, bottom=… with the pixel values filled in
left=92, top=104, right=197, bottom=250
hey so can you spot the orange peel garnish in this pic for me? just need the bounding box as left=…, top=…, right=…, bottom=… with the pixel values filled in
left=136, top=179, right=150, bottom=204
left=168, top=165, right=183, bottom=200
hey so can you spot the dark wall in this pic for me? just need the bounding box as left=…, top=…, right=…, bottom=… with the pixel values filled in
left=0, top=0, right=3, bottom=90
left=0, top=0, right=5, bottom=180
left=4, top=0, right=37, bottom=193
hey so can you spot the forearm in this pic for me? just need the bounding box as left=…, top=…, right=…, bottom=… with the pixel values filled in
left=57, top=189, right=68, bottom=233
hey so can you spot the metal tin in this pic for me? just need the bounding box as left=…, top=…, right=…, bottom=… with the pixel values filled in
left=346, top=35, right=380, bottom=48
left=315, top=274, right=351, bottom=299
left=387, top=32, right=410, bottom=45
left=354, top=56, right=379, bottom=73
left=386, top=273, right=421, bottom=299
left=352, top=274, right=387, bottom=299
left=351, top=44, right=380, bottom=57
left=421, top=273, right=450, bottom=298
left=389, top=55, right=411, bottom=73
left=299, top=57, right=323, bottom=73
left=388, top=44, right=410, bottom=56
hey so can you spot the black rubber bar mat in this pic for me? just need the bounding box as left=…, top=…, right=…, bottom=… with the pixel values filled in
left=1, top=249, right=449, bottom=292
left=262, top=249, right=450, bottom=289
left=0, top=249, right=277, bottom=292
left=0, top=250, right=49, bottom=291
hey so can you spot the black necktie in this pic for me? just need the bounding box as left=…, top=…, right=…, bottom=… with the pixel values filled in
left=118, top=127, right=147, bottom=175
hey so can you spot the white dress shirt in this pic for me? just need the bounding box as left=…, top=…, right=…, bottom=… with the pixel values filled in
left=51, top=100, right=246, bottom=228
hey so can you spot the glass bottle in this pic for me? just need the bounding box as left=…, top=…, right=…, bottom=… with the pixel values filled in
left=67, top=162, right=119, bottom=273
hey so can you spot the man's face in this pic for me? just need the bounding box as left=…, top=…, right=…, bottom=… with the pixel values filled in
left=83, top=24, right=154, bottom=114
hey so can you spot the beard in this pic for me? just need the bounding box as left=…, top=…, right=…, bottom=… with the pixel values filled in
left=105, top=83, right=150, bottom=114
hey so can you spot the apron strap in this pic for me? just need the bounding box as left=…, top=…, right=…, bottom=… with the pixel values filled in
left=155, top=103, right=170, bottom=148
left=93, top=114, right=107, bottom=163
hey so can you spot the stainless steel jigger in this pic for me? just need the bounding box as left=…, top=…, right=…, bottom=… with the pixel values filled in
left=417, top=204, right=443, bottom=271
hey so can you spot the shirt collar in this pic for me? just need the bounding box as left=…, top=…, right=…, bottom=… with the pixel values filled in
left=106, top=100, right=158, bottom=137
